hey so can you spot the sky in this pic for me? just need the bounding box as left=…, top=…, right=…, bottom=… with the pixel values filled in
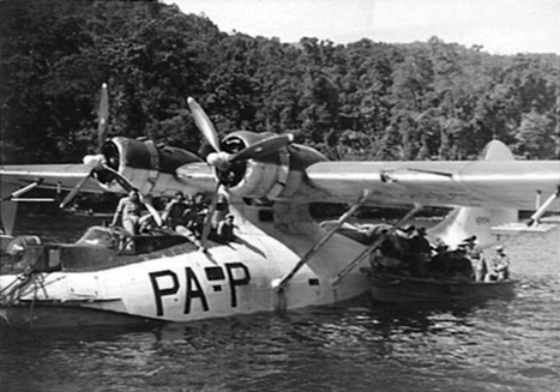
left=166, top=0, right=560, bottom=55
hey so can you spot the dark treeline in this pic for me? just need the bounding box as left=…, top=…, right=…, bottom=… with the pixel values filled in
left=1, top=0, right=559, bottom=166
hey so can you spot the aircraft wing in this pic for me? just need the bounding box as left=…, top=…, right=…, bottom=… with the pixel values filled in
left=0, top=164, right=104, bottom=197
left=306, top=160, right=560, bottom=211
left=0, top=163, right=107, bottom=234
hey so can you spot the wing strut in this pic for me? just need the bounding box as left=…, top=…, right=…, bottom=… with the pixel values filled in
left=331, top=203, right=424, bottom=286
left=271, top=189, right=372, bottom=292
left=527, top=186, right=560, bottom=227
left=1, top=179, right=44, bottom=202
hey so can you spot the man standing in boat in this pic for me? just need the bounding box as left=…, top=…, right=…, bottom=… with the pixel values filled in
left=463, top=236, right=487, bottom=281
left=407, top=227, right=432, bottom=277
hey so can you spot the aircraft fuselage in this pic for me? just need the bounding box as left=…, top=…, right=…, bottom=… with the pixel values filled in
left=0, top=202, right=370, bottom=328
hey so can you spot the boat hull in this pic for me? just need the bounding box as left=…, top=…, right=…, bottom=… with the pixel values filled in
left=363, top=270, right=517, bottom=303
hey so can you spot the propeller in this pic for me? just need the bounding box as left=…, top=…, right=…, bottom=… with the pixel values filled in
left=142, top=197, right=163, bottom=228
left=59, top=154, right=105, bottom=209
left=187, top=97, right=293, bottom=169
left=187, top=97, right=221, bottom=153
left=229, top=133, right=294, bottom=162
left=59, top=170, right=96, bottom=209
left=60, top=83, right=163, bottom=227
left=203, top=134, right=294, bottom=171
left=59, top=83, right=111, bottom=209
left=187, top=97, right=295, bottom=250
left=98, top=83, right=109, bottom=151
left=94, top=162, right=163, bottom=227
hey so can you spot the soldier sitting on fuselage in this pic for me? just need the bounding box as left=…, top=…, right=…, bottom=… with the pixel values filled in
left=214, top=214, right=237, bottom=243
left=162, top=191, right=203, bottom=250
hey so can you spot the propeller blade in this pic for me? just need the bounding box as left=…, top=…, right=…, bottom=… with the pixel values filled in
left=230, top=134, right=294, bottom=163
left=59, top=170, right=94, bottom=209
left=187, top=97, right=221, bottom=153
left=102, top=165, right=135, bottom=193
left=98, top=83, right=109, bottom=151
left=200, top=183, right=222, bottom=251
left=141, top=196, right=163, bottom=228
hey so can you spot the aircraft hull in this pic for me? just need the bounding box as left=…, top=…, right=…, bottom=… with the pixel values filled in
left=0, top=229, right=371, bottom=329
left=0, top=302, right=163, bottom=330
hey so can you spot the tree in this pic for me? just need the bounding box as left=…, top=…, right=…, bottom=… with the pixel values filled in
left=515, top=110, right=556, bottom=159
left=1, top=1, right=558, bottom=165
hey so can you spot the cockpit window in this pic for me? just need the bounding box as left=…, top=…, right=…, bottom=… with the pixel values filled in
left=76, top=226, right=118, bottom=249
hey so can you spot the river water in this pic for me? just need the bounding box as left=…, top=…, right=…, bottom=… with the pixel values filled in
left=1, top=214, right=559, bottom=392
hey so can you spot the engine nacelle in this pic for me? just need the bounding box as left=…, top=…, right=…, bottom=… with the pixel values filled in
left=218, top=132, right=328, bottom=201
left=97, top=137, right=203, bottom=196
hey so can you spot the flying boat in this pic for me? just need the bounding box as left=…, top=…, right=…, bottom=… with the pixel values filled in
left=1, top=84, right=559, bottom=329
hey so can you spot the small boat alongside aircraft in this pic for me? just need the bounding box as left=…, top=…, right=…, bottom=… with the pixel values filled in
left=1, top=84, right=559, bottom=330
left=324, top=220, right=518, bottom=304
left=362, top=270, right=517, bottom=303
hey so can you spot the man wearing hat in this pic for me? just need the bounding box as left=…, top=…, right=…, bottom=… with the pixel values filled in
left=463, top=236, right=487, bottom=281
left=486, top=245, right=510, bottom=281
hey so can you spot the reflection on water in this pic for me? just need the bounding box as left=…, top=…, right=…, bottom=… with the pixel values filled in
left=1, top=215, right=559, bottom=392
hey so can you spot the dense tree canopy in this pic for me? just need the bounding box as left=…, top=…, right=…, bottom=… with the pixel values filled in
left=1, top=0, right=559, bottom=165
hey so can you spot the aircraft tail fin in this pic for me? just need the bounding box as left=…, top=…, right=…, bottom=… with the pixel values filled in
left=427, top=140, right=517, bottom=248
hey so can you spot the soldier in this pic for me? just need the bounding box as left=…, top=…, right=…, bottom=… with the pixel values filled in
left=216, top=214, right=236, bottom=242
left=162, top=192, right=190, bottom=229
left=162, top=192, right=203, bottom=250
left=464, top=236, right=487, bottom=281
left=486, top=245, right=510, bottom=281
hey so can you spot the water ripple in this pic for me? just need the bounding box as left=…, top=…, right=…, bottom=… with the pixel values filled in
left=1, top=218, right=559, bottom=391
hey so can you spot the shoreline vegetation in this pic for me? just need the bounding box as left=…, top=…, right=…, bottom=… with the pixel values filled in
left=1, top=1, right=558, bottom=222
left=1, top=0, right=558, bottom=168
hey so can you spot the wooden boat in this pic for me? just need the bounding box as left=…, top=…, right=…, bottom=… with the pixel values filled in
left=362, top=268, right=517, bottom=303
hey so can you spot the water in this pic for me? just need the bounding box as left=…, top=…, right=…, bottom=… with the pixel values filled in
left=1, top=214, right=559, bottom=392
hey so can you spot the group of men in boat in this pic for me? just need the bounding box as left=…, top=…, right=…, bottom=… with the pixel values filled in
left=111, top=189, right=236, bottom=251
left=368, top=225, right=510, bottom=282
left=464, top=238, right=510, bottom=282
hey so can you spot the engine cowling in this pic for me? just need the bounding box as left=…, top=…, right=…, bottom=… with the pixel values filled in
left=217, top=131, right=328, bottom=201
left=96, top=137, right=204, bottom=196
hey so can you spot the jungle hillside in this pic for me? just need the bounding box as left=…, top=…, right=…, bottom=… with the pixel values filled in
left=1, top=0, right=559, bottom=165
